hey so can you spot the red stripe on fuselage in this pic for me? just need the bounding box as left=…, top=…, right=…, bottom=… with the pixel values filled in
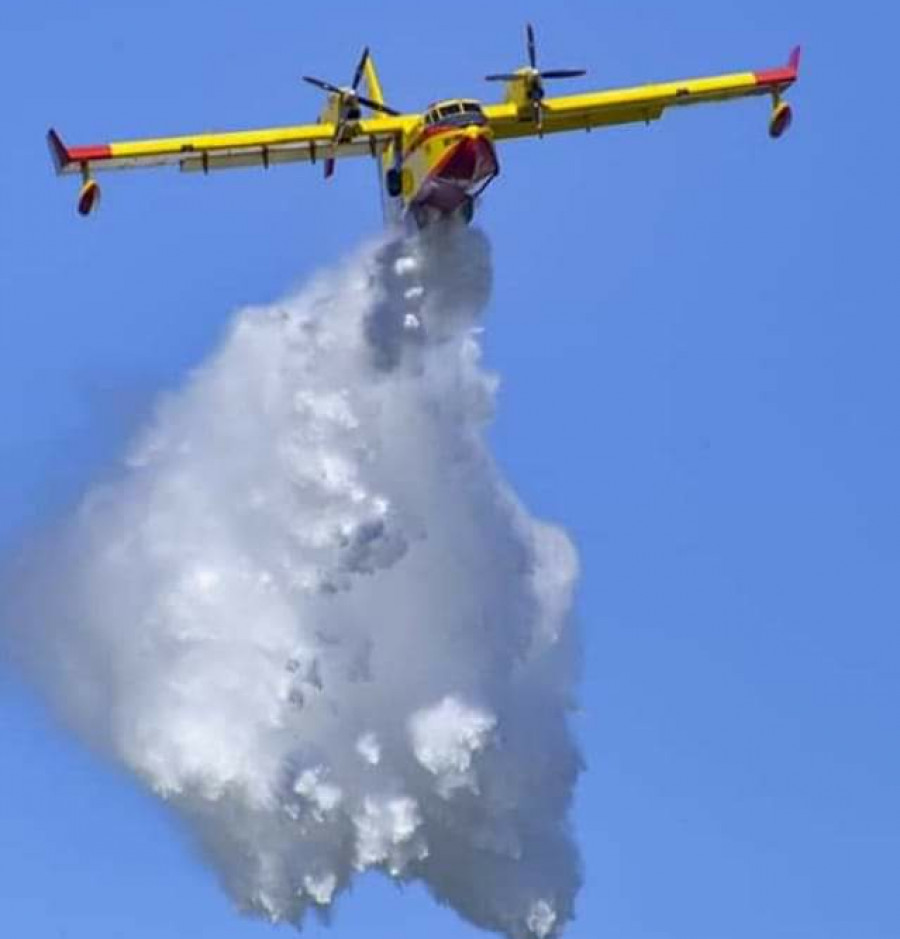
left=404, top=123, right=457, bottom=159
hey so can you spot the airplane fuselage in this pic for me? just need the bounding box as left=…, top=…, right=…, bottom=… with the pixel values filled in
left=384, top=100, right=499, bottom=228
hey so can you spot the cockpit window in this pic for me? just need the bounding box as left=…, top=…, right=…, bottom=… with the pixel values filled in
left=424, top=101, right=487, bottom=127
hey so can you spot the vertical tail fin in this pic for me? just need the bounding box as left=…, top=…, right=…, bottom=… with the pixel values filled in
left=363, top=52, right=386, bottom=110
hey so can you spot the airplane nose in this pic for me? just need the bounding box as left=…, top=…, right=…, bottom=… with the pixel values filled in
left=436, top=129, right=498, bottom=186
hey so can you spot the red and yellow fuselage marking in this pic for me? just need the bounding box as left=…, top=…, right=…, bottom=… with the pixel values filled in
left=392, top=121, right=498, bottom=215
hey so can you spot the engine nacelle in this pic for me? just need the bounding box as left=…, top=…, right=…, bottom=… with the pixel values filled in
left=769, top=100, right=793, bottom=139
left=77, top=178, right=101, bottom=216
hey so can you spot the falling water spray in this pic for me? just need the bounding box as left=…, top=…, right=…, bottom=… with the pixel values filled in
left=4, top=226, right=582, bottom=938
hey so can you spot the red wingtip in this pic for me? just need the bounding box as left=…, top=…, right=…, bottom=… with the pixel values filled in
left=47, top=128, right=71, bottom=174
left=788, top=45, right=802, bottom=74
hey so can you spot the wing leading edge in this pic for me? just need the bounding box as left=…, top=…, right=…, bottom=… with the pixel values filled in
left=48, top=118, right=413, bottom=177
left=484, top=47, right=801, bottom=140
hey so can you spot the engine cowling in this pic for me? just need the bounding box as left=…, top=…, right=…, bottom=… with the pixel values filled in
left=77, top=178, right=101, bottom=216
left=769, top=100, right=793, bottom=139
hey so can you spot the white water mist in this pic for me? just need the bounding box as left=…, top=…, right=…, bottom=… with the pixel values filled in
left=4, top=227, right=581, bottom=938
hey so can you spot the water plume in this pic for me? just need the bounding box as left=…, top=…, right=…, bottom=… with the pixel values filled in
left=4, top=226, right=582, bottom=938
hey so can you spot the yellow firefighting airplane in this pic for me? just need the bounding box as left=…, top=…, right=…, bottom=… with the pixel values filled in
left=48, top=25, right=800, bottom=228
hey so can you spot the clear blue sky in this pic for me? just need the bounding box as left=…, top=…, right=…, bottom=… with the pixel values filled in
left=2, top=1, right=897, bottom=937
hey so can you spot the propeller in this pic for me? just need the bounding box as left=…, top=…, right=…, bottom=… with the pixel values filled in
left=485, top=23, right=586, bottom=131
left=302, top=47, right=400, bottom=177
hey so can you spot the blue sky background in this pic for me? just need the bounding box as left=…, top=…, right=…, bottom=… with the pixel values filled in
left=1, top=1, right=897, bottom=937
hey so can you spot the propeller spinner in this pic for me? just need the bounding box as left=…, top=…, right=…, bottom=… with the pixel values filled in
left=485, top=23, right=586, bottom=131
left=303, top=48, right=400, bottom=178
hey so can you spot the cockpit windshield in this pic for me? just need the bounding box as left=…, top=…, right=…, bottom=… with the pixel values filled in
left=425, top=100, right=487, bottom=127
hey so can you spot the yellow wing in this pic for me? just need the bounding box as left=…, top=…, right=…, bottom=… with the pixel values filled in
left=48, top=117, right=415, bottom=177
left=483, top=48, right=801, bottom=141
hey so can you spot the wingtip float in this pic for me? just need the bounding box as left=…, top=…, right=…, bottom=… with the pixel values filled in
left=48, top=128, right=105, bottom=216
left=48, top=27, right=801, bottom=227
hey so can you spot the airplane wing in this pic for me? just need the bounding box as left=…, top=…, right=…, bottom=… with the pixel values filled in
left=483, top=47, right=801, bottom=141
left=47, top=117, right=414, bottom=177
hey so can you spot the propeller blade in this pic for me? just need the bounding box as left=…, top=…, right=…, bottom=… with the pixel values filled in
left=356, top=94, right=400, bottom=116
left=527, top=23, right=537, bottom=69
left=323, top=120, right=343, bottom=180
left=539, top=68, right=587, bottom=79
left=329, top=120, right=346, bottom=147
left=485, top=73, right=524, bottom=82
left=303, top=75, right=344, bottom=96
left=352, top=47, right=369, bottom=91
